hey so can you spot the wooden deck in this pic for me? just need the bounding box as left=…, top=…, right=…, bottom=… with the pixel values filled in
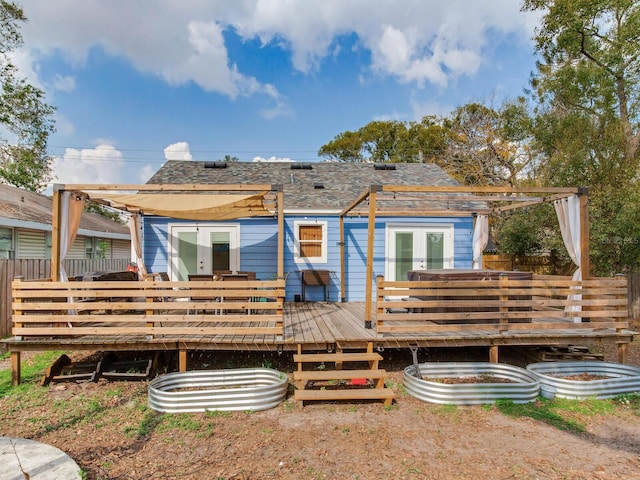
left=3, top=275, right=636, bottom=384
left=4, top=301, right=634, bottom=353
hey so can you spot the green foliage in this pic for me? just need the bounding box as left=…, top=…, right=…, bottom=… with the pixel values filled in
left=495, top=398, right=585, bottom=433
left=84, top=203, right=126, bottom=224
left=0, top=351, right=64, bottom=397
left=522, top=0, right=640, bottom=275
left=318, top=117, right=447, bottom=164
left=0, top=1, right=55, bottom=192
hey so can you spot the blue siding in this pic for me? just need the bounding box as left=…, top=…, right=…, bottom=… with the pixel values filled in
left=142, top=215, right=473, bottom=302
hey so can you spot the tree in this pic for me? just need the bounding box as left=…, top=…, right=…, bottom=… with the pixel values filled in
left=438, top=101, right=536, bottom=186
left=0, top=1, right=55, bottom=191
left=522, top=0, right=640, bottom=274
left=317, top=118, right=447, bottom=164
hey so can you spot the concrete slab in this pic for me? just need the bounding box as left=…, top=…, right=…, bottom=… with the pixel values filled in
left=0, top=437, right=81, bottom=480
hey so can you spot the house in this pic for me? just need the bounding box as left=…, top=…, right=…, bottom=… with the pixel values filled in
left=0, top=183, right=130, bottom=260
left=3, top=166, right=634, bottom=386
left=142, top=161, right=475, bottom=301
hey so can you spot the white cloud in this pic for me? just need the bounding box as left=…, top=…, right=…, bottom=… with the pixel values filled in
left=231, top=0, right=535, bottom=86
left=20, top=0, right=537, bottom=96
left=164, top=142, right=193, bottom=161
left=252, top=156, right=294, bottom=162
left=50, top=143, right=156, bottom=188
left=51, top=144, right=126, bottom=186
left=52, top=74, right=76, bottom=93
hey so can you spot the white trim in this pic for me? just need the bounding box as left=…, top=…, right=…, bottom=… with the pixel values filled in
left=167, top=223, right=240, bottom=280
left=286, top=209, right=341, bottom=215
left=293, top=220, right=328, bottom=264
left=385, top=223, right=454, bottom=280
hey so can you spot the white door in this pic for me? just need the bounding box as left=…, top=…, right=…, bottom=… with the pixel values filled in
left=386, top=225, right=454, bottom=281
left=169, top=225, right=240, bottom=280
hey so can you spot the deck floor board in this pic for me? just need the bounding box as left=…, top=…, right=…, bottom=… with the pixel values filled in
left=4, top=301, right=634, bottom=354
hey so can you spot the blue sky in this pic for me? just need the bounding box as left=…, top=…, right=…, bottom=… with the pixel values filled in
left=14, top=1, right=540, bottom=188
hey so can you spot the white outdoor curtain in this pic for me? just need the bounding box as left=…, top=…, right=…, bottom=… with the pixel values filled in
left=554, top=195, right=582, bottom=322
left=59, top=192, right=85, bottom=282
left=472, top=214, right=489, bottom=270
left=128, top=213, right=148, bottom=278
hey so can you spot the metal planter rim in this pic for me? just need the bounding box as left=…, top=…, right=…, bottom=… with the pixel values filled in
left=526, top=361, right=640, bottom=400
left=148, top=367, right=289, bottom=413
left=404, top=362, right=540, bottom=405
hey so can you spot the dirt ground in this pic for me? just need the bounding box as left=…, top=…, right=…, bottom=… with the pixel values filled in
left=1, top=324, right=640, bottom=480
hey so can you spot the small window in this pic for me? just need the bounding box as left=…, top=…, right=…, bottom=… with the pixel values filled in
left=85, top=237, right=94, bottom=259
left=294, top=221, right=327, bottom=263
left=0, top=227, right=13, bottom=259
left=45, top=232, right=52, bottom=259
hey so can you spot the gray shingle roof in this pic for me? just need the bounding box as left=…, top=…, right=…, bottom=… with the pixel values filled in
left=147, top=161, right=461, bottom=211
left=0, top=183, right=129, bottom=235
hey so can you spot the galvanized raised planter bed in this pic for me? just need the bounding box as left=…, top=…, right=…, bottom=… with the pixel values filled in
left=526, top=361, right=640, bottom=400
left=404, top=362, right=540, bottom=405
left=148, top=368, right=289, bottom=413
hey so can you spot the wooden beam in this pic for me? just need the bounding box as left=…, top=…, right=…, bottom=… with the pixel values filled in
left=277, top=188, right=284, bottom=279
left=339, top=215, right=346, bottom=302
left=179, top=350, right=188, bottom=372
left=11, top=351, right=21, bottom=386
left=63, top=183, right=274, bottom=192
left=618, top=342, right=629, bottom=364
left=51, top=187, right=62, bottom=281
left=489, top=346, right=499, bottom=363
left=381, top=185, right=580, bottom=195
left=364, top=186, right=379, bottom=328
left=339, top=188, right=371, bottom=216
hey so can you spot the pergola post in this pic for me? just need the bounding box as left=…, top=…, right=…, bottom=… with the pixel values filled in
left=339, top=215, right=346, bottom=302
left=578, top=187, right=590, bottom=279
left=275, top=185, right=284, bottom=279
left=51, top=185, right=63, bottom=281
left=364, top=186, right=380, bottom=329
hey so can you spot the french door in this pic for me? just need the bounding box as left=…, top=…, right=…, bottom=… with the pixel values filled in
left=386, top=224, right=453, bottom=281
left=169, top=225, right=239, bottom=281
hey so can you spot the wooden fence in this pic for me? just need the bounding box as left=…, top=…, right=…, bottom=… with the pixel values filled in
left=376, top=275, right=629, bottom=334
left=0, top=258, right=129, bottom=338
left=11, top=278, right=284, bottom=339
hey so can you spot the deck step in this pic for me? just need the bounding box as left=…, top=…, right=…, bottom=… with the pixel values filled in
left=294, top=387, right=395, bottom=406
left=293, top=369, right=388, bottom=382
left=293, top=352, right=382, bottom=364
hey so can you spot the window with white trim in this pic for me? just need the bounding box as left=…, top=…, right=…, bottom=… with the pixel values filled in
left=294, top=221, right=327, bottom=263
left=0, top=227, right=13, bottom=259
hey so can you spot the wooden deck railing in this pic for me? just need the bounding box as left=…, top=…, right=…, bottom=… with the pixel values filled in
left=11, top=278, right=285, bottom=339
left=376, top=274, right=629, bottom=334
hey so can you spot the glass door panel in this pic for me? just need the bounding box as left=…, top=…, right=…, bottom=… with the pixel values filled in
left=387, top=225, right=453, bottom=281
left=394, top=232, right=414, bottom=281
left=170, top=226, right=238, bottom=280
left=176, top=231, right=197, bottom=281
left=210, top=231, right=230, bottom=272
left=426, top=232, right=444, bottom=269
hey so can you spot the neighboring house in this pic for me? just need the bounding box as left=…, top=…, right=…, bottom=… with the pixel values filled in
left=0, top=183, right=131, bottom=260
left=143, top=161, right=474, bottom=302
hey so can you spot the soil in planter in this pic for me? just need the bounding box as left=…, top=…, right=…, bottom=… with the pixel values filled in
left=548, top=373, right=613, bottom=381
left=424, top=375, right=517, bottom=384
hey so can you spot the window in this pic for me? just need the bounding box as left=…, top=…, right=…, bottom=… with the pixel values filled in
left=294, top=221, right=327, bottom=263
left=0, top=227, right=13, bottom=259
left=85, top=237, right=94, bottom=259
